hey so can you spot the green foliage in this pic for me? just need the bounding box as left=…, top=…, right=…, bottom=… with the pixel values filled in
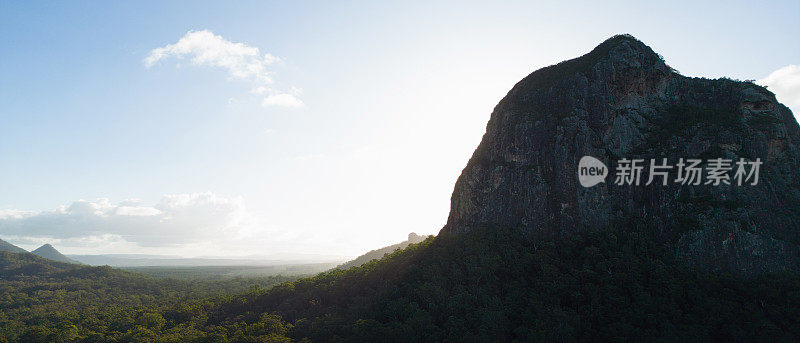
left=336, top=234, right=429, bottom=270
left=125, top=264, right=337, bottom=280
left=202, top=226, right=800, bottom=342
left=0, top=252, right=295, bottom=342
left=2, top=223, right=799, bottom=342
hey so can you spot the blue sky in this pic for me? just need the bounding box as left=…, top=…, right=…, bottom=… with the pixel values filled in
left=0, top=1, right=798, bottom=257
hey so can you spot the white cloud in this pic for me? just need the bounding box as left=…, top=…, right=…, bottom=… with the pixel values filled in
left=251, top=86, right=269, bottom=95
left=263, top=93, right=304, bottom=107
left=0, top=193, right=363, bottom=258
left=757, top=65, right=800, bottom=119
left=253, top=85, right=304, bottom=107
left=144, top=30, right=277, bottom=82
left=0, top=193, right=254, bottom=248
left=145, top=30, right=302, bottom=107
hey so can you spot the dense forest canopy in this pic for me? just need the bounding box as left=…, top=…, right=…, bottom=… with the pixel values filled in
left=1, top=222, right=799, bottom=342
left=0, top=251, right=295, bottom=342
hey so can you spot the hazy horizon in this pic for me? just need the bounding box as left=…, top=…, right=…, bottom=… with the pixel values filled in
left=1, top=0, right=798, bottom=257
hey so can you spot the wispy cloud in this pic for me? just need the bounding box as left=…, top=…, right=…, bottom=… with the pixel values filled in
left=757, top=65, right=800, bottom=120
left=0, top=193, right=253, bottom=248
left=145, top=30, right=303, bottom=107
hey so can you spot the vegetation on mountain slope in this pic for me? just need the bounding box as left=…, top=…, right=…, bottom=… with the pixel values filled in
left=0, top=239, right=27, bottom=254
left=0, top=251, right=295, bottom=342
left=336, top=233, right=430, bottom=270
left=1, top=220, right=799, bottom=342
left=198, top=223, right=800, bottom=342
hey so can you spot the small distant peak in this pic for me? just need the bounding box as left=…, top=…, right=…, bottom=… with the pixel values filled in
left=35, top=243, right=55, bottom=250
left=408, top=232, right=419, bottom=241
left=31, top=243, right=80, bottom=264
left=32, top=244, right=60, bottom=254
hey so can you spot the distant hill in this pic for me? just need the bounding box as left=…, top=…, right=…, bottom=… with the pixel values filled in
left=337, top=233, right=431, bottom=270
left=0, top=239, right=27, bottom=254
left=0, top=250, right=83, bottom=280
left=31, top=244, right=80, bottom=264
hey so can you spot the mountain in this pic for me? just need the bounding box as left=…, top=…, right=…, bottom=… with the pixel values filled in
left=443, top=34, right=800, bottom=276
left=0, top=239, right=27, bottom=254
left=184, top=35, right=800, bottom=342
left=337, top=233, right=432, bottom=270
left=31, top=244, right=80, bottom=264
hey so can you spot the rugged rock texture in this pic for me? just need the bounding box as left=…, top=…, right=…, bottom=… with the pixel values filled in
left=442, top=35, right=800, bottom=275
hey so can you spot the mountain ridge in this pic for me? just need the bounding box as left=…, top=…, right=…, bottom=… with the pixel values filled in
left=0, top=239, right=27, bottom=254
left=337, top=232, right=432, bottom=270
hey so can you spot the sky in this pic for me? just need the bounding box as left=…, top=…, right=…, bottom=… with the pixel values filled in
left=0, top=1, right=798, bottom=258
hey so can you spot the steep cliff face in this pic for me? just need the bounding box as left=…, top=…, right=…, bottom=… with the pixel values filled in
left=442, top=35, right=800, bottom=275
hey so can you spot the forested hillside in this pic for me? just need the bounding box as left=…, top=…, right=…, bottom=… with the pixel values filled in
left=1, top=223, right=799, bottom=342
left=337, top=233, right=430, bottom=270
left=195, top=225, right=800, bottom=342
left=0, top=251, right=295, bottom=342
left=0, top=239, right=26, bottom=254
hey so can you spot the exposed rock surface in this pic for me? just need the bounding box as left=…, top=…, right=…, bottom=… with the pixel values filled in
left=442, top=35, right=800, bottom=275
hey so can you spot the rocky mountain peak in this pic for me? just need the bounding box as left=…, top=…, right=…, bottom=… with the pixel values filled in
left=442, top=35, right=800, bottom=275
left=495, top=34, right=669, bottom=115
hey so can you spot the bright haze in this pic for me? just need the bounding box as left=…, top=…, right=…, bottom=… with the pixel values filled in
left=0, top=1, right=798, bottom=258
